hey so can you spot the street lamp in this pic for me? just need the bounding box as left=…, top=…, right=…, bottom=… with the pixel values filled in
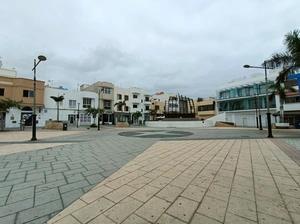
left=243, top=61, right=274, bottom=138
left=31, top=55, right=47, bottom=141
left=77, top=103, right=80, bottom=128
left=98, top=88, right=104, bottom=131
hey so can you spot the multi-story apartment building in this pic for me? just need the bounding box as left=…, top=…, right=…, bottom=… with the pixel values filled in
left=215, top=70, right=279, bottom=127
left=0, top=65, right=45, bottom=128
left=194, top=97, right=216, bottom=120
left=114, top=86, right=151, bottom=124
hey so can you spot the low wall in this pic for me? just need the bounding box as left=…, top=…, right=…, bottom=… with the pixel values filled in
left=145, top=120, right=214, bottom=128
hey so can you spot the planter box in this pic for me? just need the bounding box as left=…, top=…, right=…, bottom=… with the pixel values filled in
left=116, top=122, right=130, bottom=127
left=44, top=121, right=66, bottom=130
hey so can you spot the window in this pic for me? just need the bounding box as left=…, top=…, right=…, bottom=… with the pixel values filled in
left=155, top=105, right=159, bottom=111
left=198, top=105, right=214, bottom=111
left=117, top=94, right=122, bottom=100
left=124, top=95, right=129, bottom=101
left=141, top=99, right=143, bottom=103
left=133, top=105, right=138, bottom=108
left=83, top=98, right=92, bottom=108
left=23, top=90, right=34, bottom=98
left=80, top=113, right=91, bottom=122
left=104, top=101, right=111, bottom=109
left=69, top=100, right=76, bottom=108
left=141, top=109, right=143, bottom=112
left=124, top=106, right=129, bottom=112
left=117, top=105, right=122, bottom=111
left=145, top=105, right=150, bottom=110
left=145, top=96, right=150, bottom=102
left=220, top=91, right=230, bottom=99
left=104, top=87, right=111, bottom=94
left=133, top=94, right=138, bottom=99
left=0, top=88, right=4, bottom=96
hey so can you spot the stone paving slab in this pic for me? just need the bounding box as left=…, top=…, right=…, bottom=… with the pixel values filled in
left=46, top=138, right=300, bottom=224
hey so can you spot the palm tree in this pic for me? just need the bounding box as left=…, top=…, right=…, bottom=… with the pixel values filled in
left=148, top=109, right=157, bottom=121
left=269, top=82, right=296, bottom=123
left=84, top=107, right=100, bottom=126
left=132, top=111, right=142, bottom=124
left=0, top=98, right=22, bottom=131
left=265, top=29, right=300, bottom=83
left=114, top=100, right=127, bottom=122
left=50, top=95, right=64, bottom=121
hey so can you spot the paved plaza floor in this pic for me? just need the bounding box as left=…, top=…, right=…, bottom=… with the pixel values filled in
left=0, top=126, right=300, bottom=223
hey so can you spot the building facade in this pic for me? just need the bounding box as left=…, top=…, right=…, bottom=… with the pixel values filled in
left=194, top=97, right=216, bottom=120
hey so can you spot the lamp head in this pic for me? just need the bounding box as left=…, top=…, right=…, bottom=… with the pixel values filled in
left=38, top=55, right=47, bottom=61
left=243, top=65, right=250, bottom=68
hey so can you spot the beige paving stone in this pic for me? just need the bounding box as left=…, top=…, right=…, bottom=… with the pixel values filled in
left=282, top=195, right=300, bottom=213
left=277, top=184, right=300, bottom=199
left=156, top=214, right=187, bottom=224
left=220, top=163, right=236, bottom=171
left=166, top=196, right=199, bottom=223
left=236, top=169, right=253, bottom=178
left=162, top=169, right=182, bottom=179
left=156, top=164, right=174, bottom=172
left=189, top=164, right=205, bottom=172
left=256, top=195, right=291, bottom=222
left=180, top=159, right=196, bottom=166
left=205, top=164, right=221, bottom=171
left=254, top=176, right=276, bottom=187
left=106, top=170, right=130, bottom=181
left=197, top=196, right=227, bottom=222
left=105, top=185, right=137, bottom=203
left=227, top=196, right=256, bottom=221
left=224, top=212, right=257, bottom=224
left=105, top=176, right=133, bottom=190
left=156, top=184, right=184, bottom=202
left=206, top=184, right=230, bottom=201
left=270, top=169, right=291, bottom=178
left=181, top=169, right=199, bottom=179
left=124, top=170, right=147, bottom=180
left=294, top=175, right=300, bottom=185
left=255, top=183, right=282, bottom=201
left=170, top=175, right=193, bottom=189
left=253, top=169, right=272, bottom=178
left=200, top=169, right=217, bottom=178
left=127, top=176, right=152, bottom=189
left=81, top=185, right=113, bottom=203
left=273, top=175, right=299, bottom=187
left=236, top=163, right=252, bottom=171
left=173, top=164, right=189, bottom=172
left=72, top=197, right=115, bottom=223
left=190, top=213, right=222, bottom=224
left=135, top=196, right=171, bottom=223
left=181, top=184, right=206, bottom=202
left=122, top=214, right=151, bottom=224
left=253, top=163, right=269, bottom=171
left=231, top=183, right=255, bottom=201
left=287, top=168, right=300, bottom=176
left=88, top=215, right=116, bottom=224
left=258, top=212, right=292, bottom=224
left=131, top=185, right=160, bottom=203
left=49, top=199, right=87, bottom=223
left=104, top=196, right=143, bottom=224
left=143, top=169, right=164, bottom=179
left=213, top=175, right=233, bottom=188
left=217, top=169, right=235, bottom=178
left=122, top=164, right=143, bottom=172
left=291, top=212, right=300, bottom=224
left=148, top=176, right=172, bottom=189
left=191, top=175, right=213, bottom=188
left=53, top=215, right=81, bottom=224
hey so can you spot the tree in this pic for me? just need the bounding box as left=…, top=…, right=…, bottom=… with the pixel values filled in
left=114, top=100, right=127, bottom=122
left=148, top=109, right=157, bottom=121
left=50, top=95, right=64, bottom=121
left=265, top=29, right=300, bottom=83
left=84, top=107, right=105, bottom=126
left=132, top=111, right=142, bottom=124
left=0, top=98, right=22, bottom=131
left=269, top=82, right=296, bottom=123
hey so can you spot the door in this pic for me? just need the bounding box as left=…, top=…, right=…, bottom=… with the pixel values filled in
left=243, top=117, right=247, bottom=126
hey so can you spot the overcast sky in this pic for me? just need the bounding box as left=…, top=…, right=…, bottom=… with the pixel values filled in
left=1, top=0, right=299, bottom=99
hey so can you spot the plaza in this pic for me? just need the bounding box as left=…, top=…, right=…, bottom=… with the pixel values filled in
left=0, top=126, right=300, bottom=223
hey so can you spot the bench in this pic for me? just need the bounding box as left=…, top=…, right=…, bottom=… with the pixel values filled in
left=275, top=123, right=290, bottom=129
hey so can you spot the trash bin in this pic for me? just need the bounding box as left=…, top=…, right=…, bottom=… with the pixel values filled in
left=295, top=121, right=300, bottom=129
left=63, top=122, right=68, bottom=131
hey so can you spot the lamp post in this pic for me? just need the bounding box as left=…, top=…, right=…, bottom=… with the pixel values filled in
left=98, top=88, right=104, bottom=131
left=77, top=103, right=80, bottom=128
left=254, top=94, right=259, bottom=128
left=243, top=61, right=274, bottom=138
left=31, top=55, right=47, bottom=141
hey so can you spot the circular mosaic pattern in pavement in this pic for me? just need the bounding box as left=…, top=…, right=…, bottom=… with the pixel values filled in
left=118, top=130, right=194, bottom=138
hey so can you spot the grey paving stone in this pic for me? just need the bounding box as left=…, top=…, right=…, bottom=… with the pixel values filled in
left=0, top=198, right=33, bottom=217
left=26, top=172, right=45, bottom=182
left=7, top=187, right=34, bottom=204
left=85, top=174, right=105, bottom=185
left=0, top=178, right=25, bottom=189
left=35, top=188, right=60, bottom=206
left=61, top=188, right=85, bottom=207
left=65, top=173, right=85, bottom=184
left=59, top=180, right=90, bottom=193
left=0, top=186, right=12, bottom=198
left=101, top=169, right=118, bottom=178
left=5, top=171, right=26, bottom=181
left=45, top=173, right=65, bottom=183
left=16, top=199, right=63, bottom=224
left=12, top=178, right=45, bottom=191
left=0, top=214, right=16, bottom=224
left=36, top=179, right=67, bottom=192
left=82, top=167, right=105, bottom=176
left=0, top=196, right=7, bottom=206
left=63, top=167, right=87, bottom=176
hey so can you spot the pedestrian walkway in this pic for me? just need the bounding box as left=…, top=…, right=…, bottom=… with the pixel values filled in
left=47, top=138, right=300, bottom=224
